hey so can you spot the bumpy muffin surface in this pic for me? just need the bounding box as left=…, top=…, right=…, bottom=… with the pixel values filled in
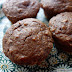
left=3, top=0, right=40, bottom=23
left=49, top=12, right=72, bottom=52
left=41, top=0, right=72, bottom=19
left=3, top=18, right=53, bottom=65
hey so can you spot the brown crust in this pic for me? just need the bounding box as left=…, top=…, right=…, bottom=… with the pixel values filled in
left=3, top=18, right=53, bottom=65
left=48, top=12, right=72, bottom=52
left=2, top=0, right=40, bottom=24
left=41, top=0, right=72, bottom=19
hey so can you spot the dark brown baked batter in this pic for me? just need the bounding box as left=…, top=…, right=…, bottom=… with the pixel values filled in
left=3, top=18, right=53, bottom=65
left=3, top=0, right=40, bottom=24
left=41, top=0, right=72, bottom=19
left=49, top=12, right=72, bottom=52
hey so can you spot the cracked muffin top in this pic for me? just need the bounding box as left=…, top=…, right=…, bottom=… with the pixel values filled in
left=49, top=12, right=72, bottom=48
left=3, top=18, right=53, bottom=65
left=2, top=0, right=40, bottom=24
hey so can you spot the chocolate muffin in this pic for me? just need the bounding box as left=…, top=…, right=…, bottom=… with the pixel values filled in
left=2, top=0, right=40, bottom=24
left=3, top=18, right=53, bottom=65
left=41, top=0, right=72, bottom=19
left=48, top=12, right=72, bottom=52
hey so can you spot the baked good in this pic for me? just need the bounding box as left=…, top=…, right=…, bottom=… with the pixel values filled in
left=48, top=12, right=72, bottom=52
left=2, top=0, right=40, bottom=24
left=3, top=18, right=53, bottom=65
left=41, top=0, right=72, bottom=19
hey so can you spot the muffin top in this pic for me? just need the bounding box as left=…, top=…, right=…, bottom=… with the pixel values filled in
left=3, top=0, right=40, bottom=23
left=49, top=12, right=72, bottom=47
left=3, top=18, right=53, bottom=65
left=41, top=0, right=72, bottom=12
left=41, top=0, right=72, bottom=19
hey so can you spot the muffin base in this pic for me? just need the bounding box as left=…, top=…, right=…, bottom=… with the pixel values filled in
left=54, top=39, right=72, bottom=52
